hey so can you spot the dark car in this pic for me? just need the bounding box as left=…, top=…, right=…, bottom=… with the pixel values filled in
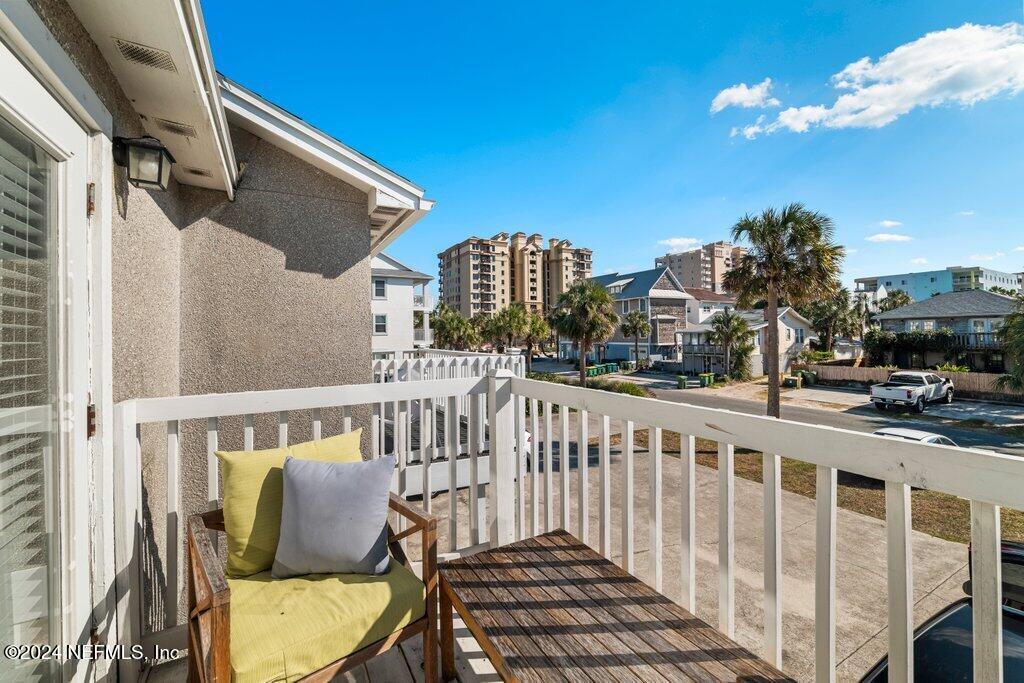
left=861, top=541, right=1024, bottom=681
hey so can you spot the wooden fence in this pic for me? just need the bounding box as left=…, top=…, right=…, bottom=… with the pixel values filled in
left=805, top=364, right=1024, bottom=401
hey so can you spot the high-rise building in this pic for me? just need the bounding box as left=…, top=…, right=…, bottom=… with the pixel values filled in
left=437, top=233, right=511, bottom=318
left=655, top=240, right=746, bottom=293
left=543, top=238, right=592, bottom=310
left=437, top=234, right=591, bottom=317
left=509, top=232, right=545, bottom=313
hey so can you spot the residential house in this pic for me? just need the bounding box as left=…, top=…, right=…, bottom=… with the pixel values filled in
left=0, top=0, right=432, bottom=675
left=371, top=253, right=433, bottom=357
left=873, top=289, right=1018, bottom=372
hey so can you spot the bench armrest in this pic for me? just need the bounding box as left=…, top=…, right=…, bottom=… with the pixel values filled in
left=187, top=511, right=231, bottom=682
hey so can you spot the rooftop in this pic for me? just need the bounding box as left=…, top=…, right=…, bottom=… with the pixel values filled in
left=874, top=289, right=1019, bottom=320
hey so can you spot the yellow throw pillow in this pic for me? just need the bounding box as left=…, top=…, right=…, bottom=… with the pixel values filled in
left=217, top=429, right=362, bottom=577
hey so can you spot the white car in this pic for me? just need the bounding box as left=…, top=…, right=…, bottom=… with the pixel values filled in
left=872, top=427, right=958, bottom=447
left=869, top=371, right=954, bottom=413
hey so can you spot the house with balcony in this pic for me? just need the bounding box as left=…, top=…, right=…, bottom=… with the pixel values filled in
left=4, top=2, right=1023, bottom=683
left=371, top=253, right=433, bottom=357
left=873, top=289, right=1018, bottom=372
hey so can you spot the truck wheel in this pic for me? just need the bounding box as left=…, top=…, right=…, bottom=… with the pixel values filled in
left=945, top=389, right=954, bottom=404
left=874, top=403, right=887, bottom=412
left=912, top=397, right=925, bottom=414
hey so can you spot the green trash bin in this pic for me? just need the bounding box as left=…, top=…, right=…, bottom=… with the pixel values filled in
left=608, top=363, right=619, bottom=372
left=677, top=375, right=687, bottom=389
left=806, top=370, right=818, bottom=386
left=699, top=372, right=713, bottom=387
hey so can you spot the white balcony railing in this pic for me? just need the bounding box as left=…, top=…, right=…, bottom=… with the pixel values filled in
left=413, top=328, right=433, bottom=344
left=112, top=371, right=1023, bottom=681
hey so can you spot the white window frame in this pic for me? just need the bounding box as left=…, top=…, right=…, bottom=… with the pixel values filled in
left=373, top=314, right=388, bottom=335
left=373, top=278, right=387, bottom=299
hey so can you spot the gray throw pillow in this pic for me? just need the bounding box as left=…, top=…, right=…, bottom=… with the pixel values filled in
left=272, top=455, right=396, bottom=578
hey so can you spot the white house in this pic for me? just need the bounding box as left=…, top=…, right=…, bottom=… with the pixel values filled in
left=675, top=307, right=815, bottom=376
left=371, top=253, right=433, bottom=357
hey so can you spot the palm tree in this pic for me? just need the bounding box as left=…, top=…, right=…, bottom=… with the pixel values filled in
left=708, top=308, right=751, bottom=379
left=879, top=290, right=913, bottom=312
left=551, top=280, right=619, bottom=387
left=804, top=287, right=857, bottom=352
left=521, top=313, right=550, bottom=374
left=497, top=303, right=530, bottom=350
left=997, top=296, right=1024, bottom=391
left=852, top=292, right=872, bottom=338
left=620, top=309, right=652, bottom=365
left=722, top=204, right=844, bottom=417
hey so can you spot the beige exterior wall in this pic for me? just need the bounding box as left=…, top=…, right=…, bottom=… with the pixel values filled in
left=509, top=232, right=544, bottom=313
left=437, top=234, right=511, bottom=317
left=27, top=0, right=376, bottom=630
left=655, top=241, right=746, bottom=293
left=543, top=238, right=592, bottom=310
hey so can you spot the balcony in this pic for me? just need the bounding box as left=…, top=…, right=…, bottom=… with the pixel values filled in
left=119, top=371, right=1021, bottom=682
left=954, top=332, right=1002, bottom=349
left=413, top=328, right=433, bottom=345
left=413, top=292, right=431, bottom=309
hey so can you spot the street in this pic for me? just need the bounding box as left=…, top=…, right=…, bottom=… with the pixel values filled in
left=645, top=382, right=1024, bottom=455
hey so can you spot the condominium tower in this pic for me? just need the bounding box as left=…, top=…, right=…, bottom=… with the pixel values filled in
left=655, top=240, right=746, bottom=293
left=437, top=233, right=591, bottom=317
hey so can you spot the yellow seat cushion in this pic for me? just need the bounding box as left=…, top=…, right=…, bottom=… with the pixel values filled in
left=217, top=430, right=362, bottom=577
left=227, top=559, right=425, bottom=683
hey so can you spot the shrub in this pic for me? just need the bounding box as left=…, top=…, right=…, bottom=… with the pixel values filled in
left=799, top=348, right=834, bottom=364
left=934, top=362, right=970, bottom=373
left=864, top=328, right=896, bottom=365
left=588, top=378, right=652, bottom=397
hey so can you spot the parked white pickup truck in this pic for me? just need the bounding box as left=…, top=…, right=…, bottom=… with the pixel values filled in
left=869, top=371, right=954, bottom=413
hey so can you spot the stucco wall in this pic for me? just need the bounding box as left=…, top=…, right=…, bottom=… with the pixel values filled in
left=24, top=1, right=376, bottom=633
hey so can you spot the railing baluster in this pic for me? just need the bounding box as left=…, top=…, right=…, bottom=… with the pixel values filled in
left=515, top=394, right=526, bottom=540
left=421, top=397, right=432, bottom=514
left=397, top=400, right=408, bottom=547
left=559, top=406, right=571, bottom=529
left=681, top=434, right=696, bottom=612
left=341, top=406, right=351, bottom=434
left=311, top=407, right=322, bottom=441
left=469, top=393, right=483, bottom=545
left=718, top=442, right=734, bottom=636
left=243, top=414, right=254, bottom=451
left=447, top=395, right=459, bottom=552
left=815, top=465, right=837, bottom=683
left=543, top=402, right=554, bottom=532
left=621, top=419, right=634, bottom=572
left=166, top=420, right=179, bottom=629
left=763, top=452, right=783, bottom=667
left=577, top=408, right=589, bottom=546
left=277, top=411, right=288, bottom=447
left=649, top=427, right=663, bottom=592
left=206, top=417, right=219, bottom=510
left=530, top=398, right=540, bottom=537
left=599, top=414, right=611, bottom=559
left=885, top=481, right=913, bottom=683
left=971, top=500, right=1003, bottom=682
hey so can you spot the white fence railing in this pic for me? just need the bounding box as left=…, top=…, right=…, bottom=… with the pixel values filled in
left=112, top=370, right=1023, bottom=681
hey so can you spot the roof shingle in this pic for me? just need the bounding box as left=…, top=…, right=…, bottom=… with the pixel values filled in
left=874, top=289, right=1018, bottom=320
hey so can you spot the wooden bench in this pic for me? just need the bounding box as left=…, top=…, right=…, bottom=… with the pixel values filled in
left=439, top=529, right=792, bottom=682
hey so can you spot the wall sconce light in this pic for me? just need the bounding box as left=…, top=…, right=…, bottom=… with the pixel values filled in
left=113, top=135, right=175, bottom=191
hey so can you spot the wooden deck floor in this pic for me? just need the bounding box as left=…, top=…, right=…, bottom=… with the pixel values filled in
left=146, top=614, right=498, bottom=683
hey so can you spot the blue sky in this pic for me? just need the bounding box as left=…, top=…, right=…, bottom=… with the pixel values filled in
left=203, top=1, right=1024, bottom=292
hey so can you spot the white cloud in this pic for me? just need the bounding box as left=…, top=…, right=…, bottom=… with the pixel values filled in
left=846, top=248, right=859, bottom=255
left=730, top=115, right=766, bottom=140
left=657, top=237, right=701, bottom=252
left=910, top=257, right=928, bottom=265
left=737, top=23, right=1024, bottom=138
left=970, top=251, right=1005, bottom=261
left=866, top=233, right=912, bottom=242
left=878, top=219, right=903, bottom=228
left=1014, top=245, right=1024, bottom=252
left=711, top=78, right=781, bottom=114
left=957, top=210, right=976, bottom=216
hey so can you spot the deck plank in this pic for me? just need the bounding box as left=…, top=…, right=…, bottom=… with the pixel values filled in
left=440, top=529, right=793, bottom=683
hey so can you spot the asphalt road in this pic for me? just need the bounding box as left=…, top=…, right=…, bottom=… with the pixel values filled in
left=645, top=385, right=1024, bottom=456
